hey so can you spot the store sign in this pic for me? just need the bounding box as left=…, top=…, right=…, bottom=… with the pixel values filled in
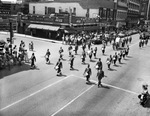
left=55, top=17, right=63, bottom=23
left=21, top=16, right=28, bottom=20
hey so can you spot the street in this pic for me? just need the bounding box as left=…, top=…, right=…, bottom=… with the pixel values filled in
left=0, top=33, right=150, bottom=116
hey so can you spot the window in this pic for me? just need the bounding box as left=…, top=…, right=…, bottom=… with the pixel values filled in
left=48, top=7, right=55, bottom=14
left=33, top=6, right=35, bottom=14
left=73, top=7, right=76, bottom=14
left=45, top=7, right=47, bottom=15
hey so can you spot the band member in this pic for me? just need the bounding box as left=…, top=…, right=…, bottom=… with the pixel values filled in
left=30, top=53, right=36, bottom=69
left=93, top=47, right=97, bottom=59
left=59, top=47, right=64, bottom=60
left=81, top=51, right=86, bottom=64
left=113, top=55, right=117, bottom=65
left=109, top=55, right=113, bottom=64
left=95, top=58, right=103, bottom=70
left=68, top=45, right=72, bottom=57
left=106, top=58, right=111, bottom=69
left=97, top=68, right=104, bottom=87
left=69, top=55, right=75, bottom=70
left=118, top=53, right=121, bottom=64
left=101, top=46, right=105, bottom=55
left=45, top=49, right=51, bottom=64
left=87, top=48, right=93, bottom=61
left=83, top=64, right=92, bottom=83
left=55, top=58, right=63, bottom=76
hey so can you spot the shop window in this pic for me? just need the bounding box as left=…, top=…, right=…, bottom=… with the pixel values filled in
left=48, top=7, right=55, bottom=14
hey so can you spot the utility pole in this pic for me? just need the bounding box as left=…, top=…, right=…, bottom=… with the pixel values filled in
left=147, top=0, right=150, bottom=20
left=9, top=19, right=14, bottom=55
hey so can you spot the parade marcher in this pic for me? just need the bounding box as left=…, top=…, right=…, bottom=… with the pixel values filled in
left=68, top=45, right=72, bottom=57
left=93, top=47, right=97, bottom=59
left=55, top=58, right=63, bottom=76
left=87, top=48, right=93, bottom=61
left=83, top=64, right=92, bottom=83
left=109, top=55, right=113, bottom=64
left=118, top=53, right=122, bottom=64
left=30, top=53, right=36, bottom=69
left=97, top=68, right=104, bottom=87
left=113, top=54, right=117, bottom=65
left=45, top=49, right=51, bottom=64
left=69, top=55, right=75, bottom=70
left=59, top=47, right=64, bottom=60
left=95, top=58, right=103, bottom=70
left=81, top=51, right=86, bottom=64
left=101, top=46, right=105, bottom=55
left=106, top=58, right=111, bottom=69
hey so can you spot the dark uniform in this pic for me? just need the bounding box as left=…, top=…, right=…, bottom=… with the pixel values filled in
left=83, top=65, right=92, bottom=83
left=97, top=69, right=104, bottom=87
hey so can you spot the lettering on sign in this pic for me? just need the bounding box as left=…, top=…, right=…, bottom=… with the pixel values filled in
left=76, top=20, right=82, bottom=23
left=22, top=16, right=28, bottom=20
left=55, top=18, right=63, bottom=22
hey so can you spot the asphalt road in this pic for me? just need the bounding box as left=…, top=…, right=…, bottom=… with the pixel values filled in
left=0, top=33, right=150, bottom=116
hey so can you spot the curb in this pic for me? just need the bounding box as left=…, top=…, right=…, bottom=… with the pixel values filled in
left=0, top=31, right=62, bottom=44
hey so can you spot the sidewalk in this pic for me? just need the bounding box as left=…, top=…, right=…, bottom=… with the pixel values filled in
left=0, top=31, right=62, bottom=44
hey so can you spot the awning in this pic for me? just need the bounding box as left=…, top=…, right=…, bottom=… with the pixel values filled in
left=28, top=24, right=60, bottom=31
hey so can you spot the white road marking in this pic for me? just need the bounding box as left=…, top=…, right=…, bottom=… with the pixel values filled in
left=51, top=85, right=94, bottom=116
left=74, top=76, right=139, bottom=95
left=0, top=75, right=74, bottom=111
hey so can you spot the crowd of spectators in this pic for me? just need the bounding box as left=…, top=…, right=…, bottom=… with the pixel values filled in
left=0, top=39, right=34, bottom=70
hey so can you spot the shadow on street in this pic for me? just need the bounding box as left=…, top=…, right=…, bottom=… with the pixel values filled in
left=0, top=63, right=32, bottom=79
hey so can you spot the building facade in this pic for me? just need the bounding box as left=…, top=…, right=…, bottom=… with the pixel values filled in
left=18, top=0, right=116, bottom=39
left=127, top=0, right=140, bottom=28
